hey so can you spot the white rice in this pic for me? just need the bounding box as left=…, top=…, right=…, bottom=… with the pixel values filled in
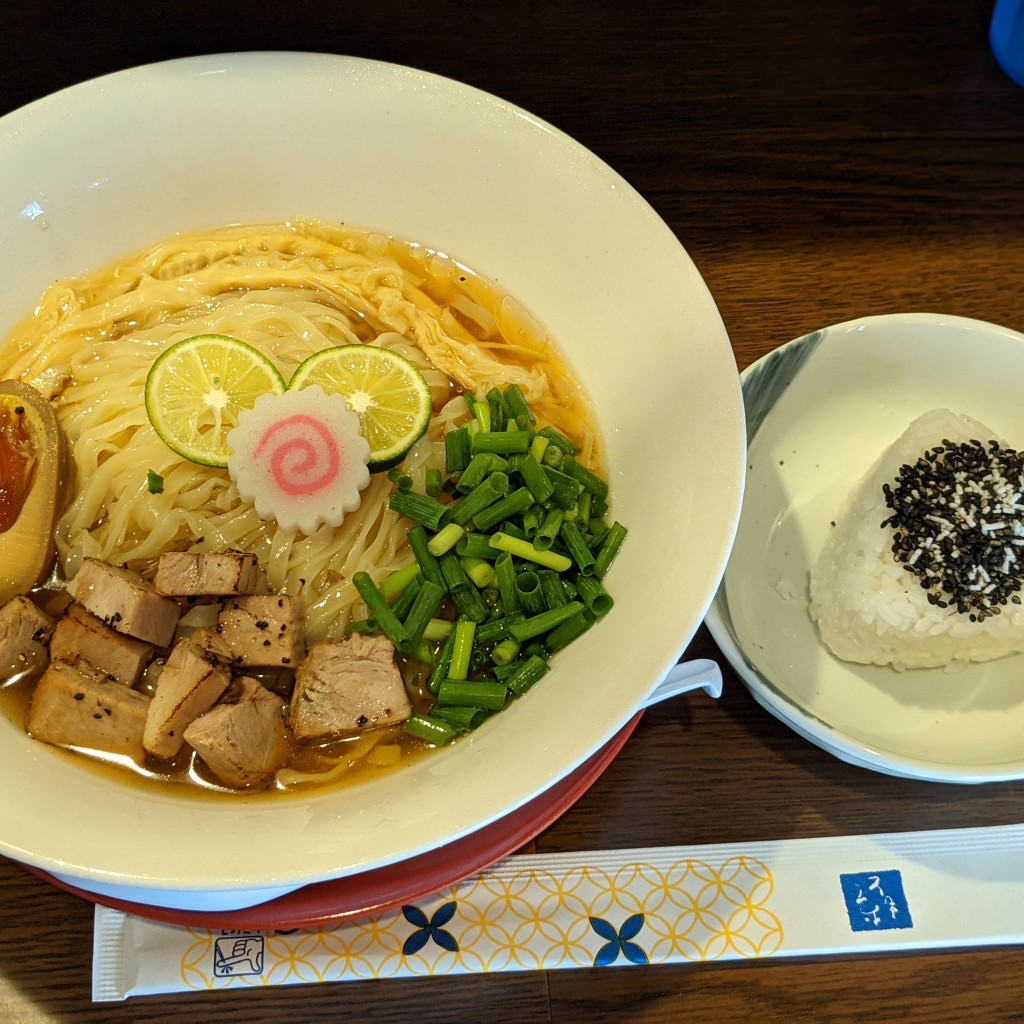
left=809, top=408, right=1024, bottom=670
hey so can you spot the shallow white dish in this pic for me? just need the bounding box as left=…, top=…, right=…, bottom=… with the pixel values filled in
left=706, top=312, right=1024, bottom=784
left=0, top=53, right=744, bottom=908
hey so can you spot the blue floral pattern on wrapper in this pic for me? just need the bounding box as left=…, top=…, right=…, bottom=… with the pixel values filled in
left=590, top=913, right=649, bottom=966
left=402, top=901, right=460, bottom=955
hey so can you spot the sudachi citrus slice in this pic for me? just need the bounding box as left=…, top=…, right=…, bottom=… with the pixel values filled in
left=145, top=334, right=286, bottom=467
left=287, top=344, right=432, bottom=472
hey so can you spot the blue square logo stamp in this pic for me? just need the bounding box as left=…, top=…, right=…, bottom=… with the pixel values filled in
left=213, top=934, right=265, bottom=977
left=839, top=869, right=913, bottom=932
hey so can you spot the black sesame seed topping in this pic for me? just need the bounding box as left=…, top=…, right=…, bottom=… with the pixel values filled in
left=881, top=437, right=1024, bottom=619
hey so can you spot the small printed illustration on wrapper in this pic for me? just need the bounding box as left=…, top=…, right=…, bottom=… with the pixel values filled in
left=213, top=934, right=265, bottom=977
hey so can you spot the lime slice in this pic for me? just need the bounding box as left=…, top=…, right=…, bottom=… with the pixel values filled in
left=145, top=334, right=286, bottom=467
left=288, top=344, right=432, bottom=471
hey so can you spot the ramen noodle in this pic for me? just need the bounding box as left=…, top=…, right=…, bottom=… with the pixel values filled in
left=0, top=220, right=600, bottom=644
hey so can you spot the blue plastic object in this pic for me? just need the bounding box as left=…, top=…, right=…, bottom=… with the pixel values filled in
left=991, top=0, right=1024, bottom=86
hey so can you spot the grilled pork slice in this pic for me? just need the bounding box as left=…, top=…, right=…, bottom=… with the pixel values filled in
left=183, top=676, right=291, bottom=788
left=27, top=659, right=151, bottom=761
left=143, top=628, right=233, bottom=759
left=50, top=602, right=155, bottom=686
left=216, top=594, right=305, bottom=669
left=65, top=558, right=180, bottom=647
left=289, top=634, right=412, bottom=742
left=155, top=550, right=261, bottom=598
left=0, top=595, right=54, bottom=683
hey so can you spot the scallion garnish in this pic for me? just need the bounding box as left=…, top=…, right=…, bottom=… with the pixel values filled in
left=366, top=383, right=627, bottom=747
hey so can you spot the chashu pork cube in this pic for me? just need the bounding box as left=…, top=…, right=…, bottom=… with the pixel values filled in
left=0, top=595, right=54, bottom=684
left=66, top=558, right=180, bottom=647
left=50, top=602, right=155, bottom=686
left=183, top=676, right=291, bottom=788
left=144, top=628, right=233, bottom=759
left=27, top=659, right=151, bottom=762
left=155, top=550, right=261, bottom=598
left=289, top=634, right=411, bottom=743
left=216, top=594, right=304, bottom=669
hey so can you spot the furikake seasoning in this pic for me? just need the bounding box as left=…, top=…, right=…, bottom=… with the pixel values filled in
left=881, top=438, right=1024, bottom=621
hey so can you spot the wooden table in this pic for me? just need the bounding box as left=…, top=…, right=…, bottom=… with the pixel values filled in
left=3, top=2, right=1024, bottom=1020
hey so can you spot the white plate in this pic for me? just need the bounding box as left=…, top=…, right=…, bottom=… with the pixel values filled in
left=705, top=312, right=1024, bottom=784
left=0, top=53, right=744, bottom=906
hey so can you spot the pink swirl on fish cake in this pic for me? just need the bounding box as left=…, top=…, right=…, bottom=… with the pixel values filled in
left=253, top=414, right=341, bottom=497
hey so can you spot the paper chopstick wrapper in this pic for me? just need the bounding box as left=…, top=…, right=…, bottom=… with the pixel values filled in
left=93, top=822, right=1024, bottom=1000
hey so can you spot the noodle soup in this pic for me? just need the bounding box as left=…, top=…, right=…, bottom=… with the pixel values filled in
left=0, top=220, right=609, bottom=796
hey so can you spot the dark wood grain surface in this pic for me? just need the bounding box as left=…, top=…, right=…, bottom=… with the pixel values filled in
left=3, top=1, right=1024, bottom=1020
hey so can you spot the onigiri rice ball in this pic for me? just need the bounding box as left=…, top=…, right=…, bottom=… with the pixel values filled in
left=809, top=408, right=1024, bottom=670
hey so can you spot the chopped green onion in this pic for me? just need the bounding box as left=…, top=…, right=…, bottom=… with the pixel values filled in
left=514, top=570, right=545, bottom=616
left=471, top=430, right=532, bottom=456
left=491, top=637, right=521, bottom=666
left=406, top=639, right=434, bottom=665
left=587, top=518, right=610, bottom=549
left=353, top=571, right=411, bottom=651
left=541, top=443, right=564, bottom=469
left=503, top=384, right=535, bottom=429
left=448, top=618, right=477, bottom=680
left=388, top=467, right=414, bottom=490
left=538, top=568, right=569, bottom=609
left=489, top=532, right=572, bottom=572
left=446, top=471, right=509, bottom=527
left=422, top=617, right=455, bottom=641
left=543, top=608, right=595, bottom=652
left=146, top=470, right=164, bottom=494
left=408, top=525, right=445, bottom=589
left=378, top=560, right=421, bottom=601
left=476, top=613, right=519, bottom=645
left=425, top=467, right=444, bottom=497
left=542, top=465, right=583, bottom=509
left=462, top=556, right=495, bottom=589
left=430, top=705, right=490, bottom=730
left=437, top=678, right=508, bottom=711
left=536, top=425, right=581, bottom=456
left=445, top=426, right=473, bottom=474
left=506, top=601, right=585, bottom=642
left=515, top=451, right=555, bottom=503
left=575, top=574, right=613, bottom=616
left=450, top=584, right=490, bottom=622
left=494, top=551, right=519, bottom=614
left=534, top=506, right=564, bottom=550
left=404, top=714, right=462, bottom=745
left=390, top=574, right=423, bottom=620
left=428, top=522, right=465, bottom=557
left=471, top=486, right=535, bottom=532
left=389, top=489, right=448, bottom=531
left=560, top=520, right=597, bottom=576
left=506, top=654, right=550, bottom=696
left=427, top=627, right=457, bottom=694
left=563, top=457, right=609, bottom=501
left=455, top=452, right=495, bottom=494
left=486, top=387, right=510, bottom=432
left=465, top=393, right=491, bottom=432
left=577, top=489, right=593, bottom=530
left=594, top=521, right=628, bottom=578
left=440, top=552, right=473, bottom=593
left=402, top=580, right=446, bottom=645
left=455, top=531, right=500, bottom=560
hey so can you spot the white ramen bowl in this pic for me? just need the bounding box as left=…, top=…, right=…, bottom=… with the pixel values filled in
left=0, top=53, right=744, bottom=910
